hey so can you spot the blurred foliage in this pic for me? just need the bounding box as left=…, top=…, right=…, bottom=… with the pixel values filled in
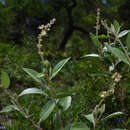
left=0, top=42, right=42, bottom=86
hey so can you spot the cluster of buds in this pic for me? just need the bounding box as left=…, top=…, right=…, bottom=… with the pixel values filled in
left=101, top=20, right=111, bottom=33
left=95, top=8, right=100, bottom=36
left=99, top=72, right=122, bottom=98
left=38, top=18, right=56, bottom=31
left=101, top=19, right=117, bottom=35
left=99, top=87, right=115, bottom=98
left=37, top=18, right=56, bottom=65
left=111, top=72, right=122, bottom=83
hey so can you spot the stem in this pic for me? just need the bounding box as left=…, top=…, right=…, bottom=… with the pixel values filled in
left=15, top=101, right=43, bottom=130
left=29, top=118, right=42, bottom=130
left=47, top=79, right=64, bottom=130
left=6, top=91, right=43, bottom=130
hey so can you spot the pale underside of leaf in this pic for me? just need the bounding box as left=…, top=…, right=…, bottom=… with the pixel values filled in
left=59, top=96, right=72, bottom=111
left=18, top=88, right=48, bottom=97
left=83, top=54, right=100, bottom=58
left=84, top=113, right=95, bottom=124
left=103, top=112, right=124, bottom=120
left=118, top=30, right=130, bottom=38
left=0, top=105, right=19, bottom=113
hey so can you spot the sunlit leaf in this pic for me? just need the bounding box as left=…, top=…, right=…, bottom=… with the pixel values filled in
left=70, top=122, right=90, bottom=130
left=83, top=54, right=100, bottom=58
left=18, top=88, right=48, bottom=97
left=0, top=105, right=19, bottom=113
left=39, top=100, right=55, bottom=123
left=52, top=57, right=70, bottom=78
left=118, top=30, right=130, bottom=38
left=59, top=96, right=71, bottom=111
left=1, top=71, right=10, bottom=89
left=103, top=112, right=124, bottom=120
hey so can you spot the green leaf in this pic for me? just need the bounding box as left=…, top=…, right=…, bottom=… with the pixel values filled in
left=97, top=34, right=113, bottom=39
left=90, top=33, right=102, bottom=47
left=18, top=88, right=48, bottom=97
left=82, top=54, right=100, bottom=58
left=118, top=30, right=130, bottom=38
left=103, top=112, right=124, bottom=120
left=90, top=72, right=110, bottom=77
left=105, top=44, right=130, bottom=65
left=120, top=80, right=130, bottom=87
left=127, top=117, right=130, bottom=123
left=114, top=20, right=120, bottom=32
left=1, top=71, right=10, bottom=89
left=39, top=100, right=55, bottom=123
left=59, top=96, right=72, bottom=111
left=0, top=105, right=19, bottom=113
left=70, top=122, right=90, bottom=130
left=84, top=113, right=95, bottom=124
left=23, top=68, right=44, bottom=85
left=51, top=57, right=70, bottom=78
left=53, top=111, right=61, bottom=128
left=126, top=32, right=130, bottom=51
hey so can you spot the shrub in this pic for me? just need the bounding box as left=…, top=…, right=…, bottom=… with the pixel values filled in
left=0, top=13, right=130, bottom=130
